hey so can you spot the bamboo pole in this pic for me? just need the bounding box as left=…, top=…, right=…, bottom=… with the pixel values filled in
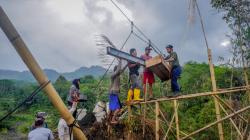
left=134, top=86, right=248, bottom=104
left=181, top=105, right=250, bottom=140
left=174, top=100, right=180, bottom=140
left=164, top=113, right=175, bottom=140
left=128, top=105, right=132, bottom=139
left=208, top=49, right=224, bottom=140
left=143, top=80, right=148, bottom=137
left=218, top=102, right=243, bottom=139
left=155, top=102, right=160, bottom=140
left=0, top=6, right=86, bottom=140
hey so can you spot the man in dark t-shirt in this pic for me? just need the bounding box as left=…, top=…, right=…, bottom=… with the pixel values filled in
left=165, top=44, right=182, bottom=96
left=127, top=48, right=143, bottom=102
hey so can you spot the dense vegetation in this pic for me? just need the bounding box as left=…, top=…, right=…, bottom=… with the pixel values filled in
left=0, top=61, right=248, bottom=139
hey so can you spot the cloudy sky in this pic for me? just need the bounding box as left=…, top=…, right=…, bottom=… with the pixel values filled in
left=0, top=0, right=231, bottom=72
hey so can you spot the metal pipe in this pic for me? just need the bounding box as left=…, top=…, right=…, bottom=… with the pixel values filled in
left=0, top=6, right=87, bottom=140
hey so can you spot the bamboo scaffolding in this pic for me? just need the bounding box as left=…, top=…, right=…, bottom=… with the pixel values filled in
left=218, top=102, right=243, bottom=139
left=181, top=105, right=250, bottom=140
left=164, top=114, right=175, bottom=140
left=135, top=87, right=248, bottom=104
left=214, top=95, right=248, bottom=123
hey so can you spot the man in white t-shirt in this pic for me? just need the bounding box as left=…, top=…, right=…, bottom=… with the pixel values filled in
left=28, top=117, right=54, bottom=140
left=57, top=102, right=78, bottom=140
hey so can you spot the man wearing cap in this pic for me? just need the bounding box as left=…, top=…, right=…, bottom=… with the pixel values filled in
left=165, top=45, right=182, bottom=96
left=28, top=117, right=54, bottom=140
left=140, top=46, right=155, bottom=100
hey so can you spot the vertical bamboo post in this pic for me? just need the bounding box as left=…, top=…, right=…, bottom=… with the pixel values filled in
left=155, top=101, right=160, bottom=140
left=195, top=1, right=224, bottom=138
left=174, top=99, right=180, bottom=140
left=0, top=6, right=86, bottom=140
left=128, top=105, right=132, bottom=139
left=208, top=49, right=224, bottom=140
left=143, top=80, right=148, bottom=137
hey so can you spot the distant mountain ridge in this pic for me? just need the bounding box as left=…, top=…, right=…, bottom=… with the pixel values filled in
left=0, top=66, right=106, bottom=82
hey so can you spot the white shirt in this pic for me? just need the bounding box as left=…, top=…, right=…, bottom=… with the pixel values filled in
left=58, top=119, right=72, bottom=140
left=28, top=127, right=54, bottom=140
left=58, top=102, right=77, bottom=140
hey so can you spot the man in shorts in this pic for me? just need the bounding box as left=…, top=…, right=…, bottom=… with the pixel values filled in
left=140, top=46, right=155, bottom=100
left=109, top=59, right=127, bottom=124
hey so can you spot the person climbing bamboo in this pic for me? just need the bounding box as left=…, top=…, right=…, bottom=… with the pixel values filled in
left=140, top=46, right=155, bottom=100
left=127, top=48, right=143, bottom=102
left=164, top=44, right=182, bottom=96
left=109, top=59, right=127, bottom=124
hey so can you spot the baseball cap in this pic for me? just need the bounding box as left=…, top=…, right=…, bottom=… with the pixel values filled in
left=166, top=44, right=173, bottom=49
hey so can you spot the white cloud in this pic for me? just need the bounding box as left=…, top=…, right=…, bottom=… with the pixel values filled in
left=220, top=40, right=230, bottom=48
left=96, top=0, right=133, bottom=22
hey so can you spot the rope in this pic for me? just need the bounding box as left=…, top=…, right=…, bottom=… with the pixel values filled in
left=195, top=0, right=209, bottom=50
left=0, top=80, right=51, bottom=122
left=94, top=27, right=133, bottom=97
left=109, top=0, right=163, bottom=55
left=68, top=119, right=83, bottom=140
left=75, top=25, right=134, bottom=120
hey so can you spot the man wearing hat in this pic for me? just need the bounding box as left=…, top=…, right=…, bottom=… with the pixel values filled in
left=165, top=45, right=182, bottom=96
left=140, top=46, right=155, bottom=100
left=28, top=116, right=54, bottom=140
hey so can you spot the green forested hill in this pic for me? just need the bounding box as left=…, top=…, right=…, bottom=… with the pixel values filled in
left=0, top=62, right=248, bottom=139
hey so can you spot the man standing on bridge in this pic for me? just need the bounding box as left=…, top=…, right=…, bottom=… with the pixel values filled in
left=109, top=59, right=127, bottom=124
left=165, top=44, right=182, bottom=96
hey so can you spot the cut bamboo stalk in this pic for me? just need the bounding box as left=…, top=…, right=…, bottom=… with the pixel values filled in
left=155, top=102, right=160, bottom=140
left=181, top=105, right=250, bottom=140
left=218, top=102, right=243, bottom=139
left=0, top=6, right=86, bottom=140
left=174, top=100, right=180, bottom=140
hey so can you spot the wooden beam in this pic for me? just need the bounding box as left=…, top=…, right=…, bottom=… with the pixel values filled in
left=181, top=105, right=250, bottom=140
